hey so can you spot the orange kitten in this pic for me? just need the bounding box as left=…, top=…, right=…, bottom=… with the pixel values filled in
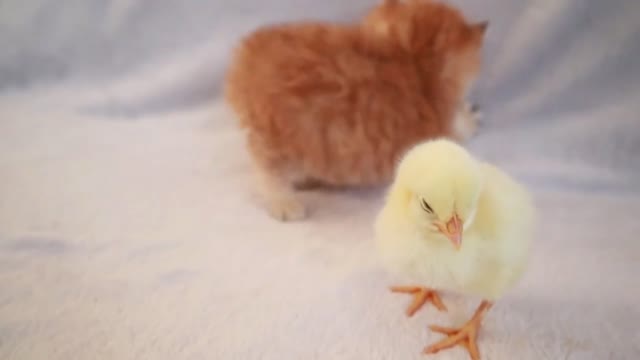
left=225, top=0, right=487, bottom=221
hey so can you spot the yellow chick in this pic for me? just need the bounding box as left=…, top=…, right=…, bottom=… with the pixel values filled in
left=375, top=139, right=534, bottom=360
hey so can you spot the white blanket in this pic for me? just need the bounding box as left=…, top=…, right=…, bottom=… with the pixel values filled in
left=1, top=0, right=639, bottom=359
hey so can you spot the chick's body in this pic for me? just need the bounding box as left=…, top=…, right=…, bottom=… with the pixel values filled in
left=374, top=139, right=535, bottom=360
left=376, top=162, right=533, bottom=300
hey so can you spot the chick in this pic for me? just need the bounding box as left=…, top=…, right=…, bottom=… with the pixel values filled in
left=375, top=139, right=534, bottom=360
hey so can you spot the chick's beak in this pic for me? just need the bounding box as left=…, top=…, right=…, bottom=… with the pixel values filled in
left=438, top=214, right=462, bottom=250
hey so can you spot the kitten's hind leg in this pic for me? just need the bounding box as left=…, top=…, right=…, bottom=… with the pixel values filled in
left=252, top=164, right=307, bottom=222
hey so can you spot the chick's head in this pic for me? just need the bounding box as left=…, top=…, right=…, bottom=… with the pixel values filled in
left=391, top=139, right=483, bottom=250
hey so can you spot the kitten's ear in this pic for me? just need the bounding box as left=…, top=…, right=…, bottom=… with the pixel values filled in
left=472, top=21, right=489, bottom=36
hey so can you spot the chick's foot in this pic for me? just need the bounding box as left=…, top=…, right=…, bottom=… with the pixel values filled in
left=424, top=300, right=493, bottom=360
left=390, top=286, right=447, bottom=317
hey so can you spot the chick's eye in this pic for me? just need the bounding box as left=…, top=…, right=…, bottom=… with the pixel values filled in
left=420, top=199, right=434, bottom=213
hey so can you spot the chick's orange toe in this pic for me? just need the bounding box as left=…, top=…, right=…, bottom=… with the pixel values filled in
left=423, top=300, right=492, bottom=360
left=390, top=286, right=447, bottom=316
left=424, top=322, right=481, bottom=360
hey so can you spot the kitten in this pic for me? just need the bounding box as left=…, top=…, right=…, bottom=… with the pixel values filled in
left=225, top=0, right=487, bottom=221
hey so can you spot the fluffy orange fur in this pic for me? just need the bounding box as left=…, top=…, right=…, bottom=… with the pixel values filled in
left=225, top=0, right=487, bottom=220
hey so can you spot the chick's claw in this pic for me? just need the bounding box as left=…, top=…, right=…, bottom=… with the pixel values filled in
left=389, top=286, right=447, bottom=316
left=424, top=300, right=493, bottom=360
left=425, top=324, right=480, bottom=360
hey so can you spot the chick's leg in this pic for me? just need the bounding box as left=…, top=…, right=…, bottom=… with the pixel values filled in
left=390, top=286, right=447, bottom=317
left=424, top=300, right=493, bottom=360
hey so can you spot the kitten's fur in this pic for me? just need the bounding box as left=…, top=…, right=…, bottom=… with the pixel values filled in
left=225, top=0, right=487, bottom=221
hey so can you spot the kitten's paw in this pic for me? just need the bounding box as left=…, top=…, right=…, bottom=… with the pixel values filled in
left=469, top=102, right=482, bottom=116
left=454, top=102, right=481, bottom=140
left=265, top=195, right=307, bottom=222
left=468, top=103, right=483, bottom=122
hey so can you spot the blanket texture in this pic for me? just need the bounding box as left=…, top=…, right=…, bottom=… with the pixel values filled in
left=1, top=0, right=639, bottom=359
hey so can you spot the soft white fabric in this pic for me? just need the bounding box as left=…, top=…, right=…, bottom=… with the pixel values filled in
left=1, top=0, right=640, bottom=359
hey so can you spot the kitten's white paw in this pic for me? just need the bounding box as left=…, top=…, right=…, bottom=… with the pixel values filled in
left=265, top=195, right=307, bottom=222
left=454, top=102, right=481, bottom=140
left=252, top=165, right=308, bottom=222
